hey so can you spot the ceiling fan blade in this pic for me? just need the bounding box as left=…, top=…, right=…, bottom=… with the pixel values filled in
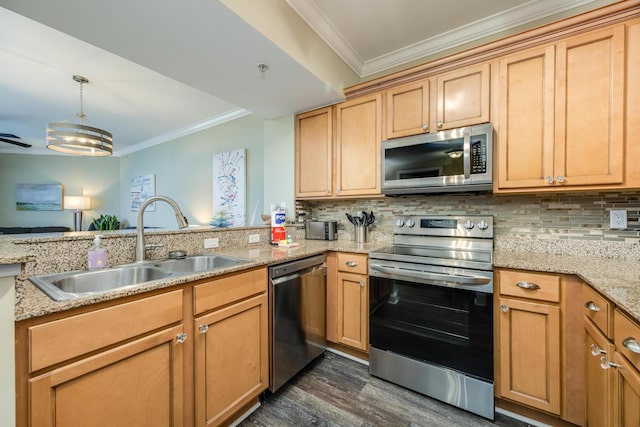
left=0, top=136, right=32, bottom=148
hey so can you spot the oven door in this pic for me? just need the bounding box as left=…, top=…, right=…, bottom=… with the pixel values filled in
left=369, top=268, right=493, bottom=382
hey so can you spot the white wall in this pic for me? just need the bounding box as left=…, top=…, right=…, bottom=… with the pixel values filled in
left=263, top=114, right=295, bottom=220
left=119, top=114, right=266, bottom=228
left=0, top=154, right=120, bottom=229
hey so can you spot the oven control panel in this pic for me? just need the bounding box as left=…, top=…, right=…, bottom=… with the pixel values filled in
left=393, top=215, right=493, bottom=238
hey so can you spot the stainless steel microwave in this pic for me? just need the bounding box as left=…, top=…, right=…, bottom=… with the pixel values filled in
left=381, top=123, right=493, bottom=195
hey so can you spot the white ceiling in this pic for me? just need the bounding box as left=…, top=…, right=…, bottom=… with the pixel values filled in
left=0, top=0, right=618, bottom=156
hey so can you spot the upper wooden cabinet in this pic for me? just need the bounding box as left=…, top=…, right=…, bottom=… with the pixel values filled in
left=383, top=63, right=490, bottom=140
left=435, top=63, right=490, bottom=131
left=295, top=107, right=333, bottom=198
left=385, top=80, right=430, bottom=138
left=496, top=24, right=628, bottom=192
left=295, top=94, right=382, bottom=200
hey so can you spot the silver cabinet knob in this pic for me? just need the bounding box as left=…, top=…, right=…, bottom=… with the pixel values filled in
left=623, top=337, right=640, bottom=354
left=176, top=333, right=187, bottom=343
left=436, top=121, right=443, bottom=128
left=422, top=124, right=428, bottom=131
left=199, top=324, right=209, bottom=334
left=557, top=175, right=565, bottom=183
left=500, top=304, right=509, bottom=312
left=591, top=343, right=606, bottom=356
left=516, top=281, right=541, bottom=290
left=359, top=280, right=366, bottom=287
left=600, top=356, right=620, bottom=370
left=545, top=176, right=554, bottom=184
left=584, top=301, right=601, bottom=312
left=346, top=261, right=358, bottom=267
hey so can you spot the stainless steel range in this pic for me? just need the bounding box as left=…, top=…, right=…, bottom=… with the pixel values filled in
left=368, top=215, right=494, bottom=420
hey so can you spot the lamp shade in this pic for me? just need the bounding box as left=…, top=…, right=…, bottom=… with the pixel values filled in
left=64, top=196, right=91, bottom=210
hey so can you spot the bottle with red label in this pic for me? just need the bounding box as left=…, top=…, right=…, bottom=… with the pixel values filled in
left=270, top=204, right=287, bottom=244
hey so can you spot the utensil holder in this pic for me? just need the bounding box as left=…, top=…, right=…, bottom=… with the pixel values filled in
left=355, top=225, right=367, bottom=243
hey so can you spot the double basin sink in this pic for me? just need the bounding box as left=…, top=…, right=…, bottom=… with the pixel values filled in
left=29, top=254, right=251, bottom=301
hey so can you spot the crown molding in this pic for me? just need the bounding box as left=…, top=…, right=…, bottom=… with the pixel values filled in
left=287, top=0, right=604, bottom=77
left=114, top=108, right=251, bottom=156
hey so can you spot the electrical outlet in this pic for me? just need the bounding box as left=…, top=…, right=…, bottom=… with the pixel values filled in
left=610, top=210, right=627, bottom=229
left=204, top=238, right=219, bottom=249
left=248, top=234, right=260, bottom=243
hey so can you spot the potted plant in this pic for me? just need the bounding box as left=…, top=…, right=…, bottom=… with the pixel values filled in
left=92, top=214, right=121, bottom=230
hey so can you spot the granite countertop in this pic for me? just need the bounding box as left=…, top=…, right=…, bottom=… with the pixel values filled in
left=15, top=239, right=387, bottom=321
left=0, top=237, right=33, bottom=265
left=494, top=249, right=640, bottom=323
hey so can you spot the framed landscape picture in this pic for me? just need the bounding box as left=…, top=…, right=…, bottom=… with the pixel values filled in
left=16, top=184, right=63, bottom=211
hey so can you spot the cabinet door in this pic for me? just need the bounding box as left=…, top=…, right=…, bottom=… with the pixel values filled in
left=435, top=62, right=490, bottom=131
left=554, top=25, right=625, bottom=187
left=497, top=45, right=555, bottom=189
left=295, top=107, right=333, bottom=198
left=334, top=93, right=382, bottom=197
left=585, top=319, right=615, bottom=427
left=29, top=325, right=185, bottom=427
left=613, top=352, right=640, bottom=427
left=194, top=293, right=268, bottom=427
left=498, top=297, right=561, bottom=414
left=385, top=80, right=430, bottom=139
left=336, top=271, right=368, bottom=351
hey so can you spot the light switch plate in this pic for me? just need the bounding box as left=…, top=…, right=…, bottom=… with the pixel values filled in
left=204, top=238, right=219, bottom=249
left=610, top=210, right=627, bottom=229
left=248, top=234, right=260, bottom=243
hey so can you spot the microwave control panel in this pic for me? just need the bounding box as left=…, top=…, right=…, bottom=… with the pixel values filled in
left=471, top=140, right=487, bottom=174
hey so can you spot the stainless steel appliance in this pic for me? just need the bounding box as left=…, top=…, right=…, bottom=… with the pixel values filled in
left=269, top=254, right=327, bottom=392
left=305, top=220, right=338, bottom=240
left=368, top=215, right=495, bottom=419
left=381, top=123, right=493, bottom=194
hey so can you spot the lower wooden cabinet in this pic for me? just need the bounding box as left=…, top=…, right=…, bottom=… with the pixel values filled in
left=29, top=324, right=185, bottom=427
left=17, top=267, right=268, bottom=427
left=498, top=296, right=561, bottom=414
left=612, top=351, right=640, bottom=426
left=584, top=317, right=615, bottom=427
left=194, top=293, right=268, bottom=426
left=326, top=252, right=369, bottom=353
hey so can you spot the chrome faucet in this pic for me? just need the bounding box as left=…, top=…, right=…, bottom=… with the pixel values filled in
left=136, top=195, right=189, bottom=261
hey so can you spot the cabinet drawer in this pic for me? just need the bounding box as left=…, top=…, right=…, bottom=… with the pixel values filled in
left=583, top=284, right=612, bottom=338
left=498, top=269, right=560, bottom=302
left=29, top=290, right=183, bottom=372
left=194, top=267, right=267, bottom=315
left=336, top=253, right=368, bottom=274
left=614, top=309, right=640, bottom=372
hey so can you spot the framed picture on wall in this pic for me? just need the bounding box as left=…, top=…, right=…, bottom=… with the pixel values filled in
left=130, top=174, right=156, bottom=211
left=16, top=184, right=63, bottom=211
left=212, top=149, right=246, bottom=227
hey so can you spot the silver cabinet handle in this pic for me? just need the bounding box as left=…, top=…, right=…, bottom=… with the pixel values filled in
left=176, top=333, right=187, bottom=343
left=346, top=261, right=358, bottom=267
left=623, top=337, right=640, bottom=354
left=359, top=280, right=366, bottom=287
left=500, top=304, right=509, bottom=312
left=199, top=324, right=209, bottom=334
left=584, top=301, right=601, bottom=312
left=557, top=175, right=565, bottom=183
left=591, top=343, right=606, bottom=356
left=545, top=176, right=554, bottom=184
left=516, top=281, right=541, bottom=290
left=436, top=121, right=443, bottom=128
left=600, top=356, right=620, bottom=370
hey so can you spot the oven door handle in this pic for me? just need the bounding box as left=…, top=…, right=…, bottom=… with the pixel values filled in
left=369, top=264, right=491, bottom=286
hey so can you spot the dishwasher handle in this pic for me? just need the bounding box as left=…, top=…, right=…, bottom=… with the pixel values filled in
left=270, top=264, right=326, bottom=287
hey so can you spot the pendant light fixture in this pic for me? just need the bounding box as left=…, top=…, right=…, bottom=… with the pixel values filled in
left=47, top=75, right=113, bottom=156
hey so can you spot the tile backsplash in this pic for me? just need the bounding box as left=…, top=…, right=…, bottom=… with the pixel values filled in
left=297, top=191, right=640, bottom=244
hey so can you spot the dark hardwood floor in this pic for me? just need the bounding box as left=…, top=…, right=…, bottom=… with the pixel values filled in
left=240, top=351, right=531, bottom=427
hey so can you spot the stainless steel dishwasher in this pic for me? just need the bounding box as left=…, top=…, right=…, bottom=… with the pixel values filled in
left=269, top=254, right=327, bottom=392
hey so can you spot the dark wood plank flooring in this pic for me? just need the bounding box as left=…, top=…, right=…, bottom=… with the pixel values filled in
left=240, top=351, right=531, bottom=427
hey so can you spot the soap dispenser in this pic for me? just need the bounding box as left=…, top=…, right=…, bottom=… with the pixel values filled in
left=88, top=235, right=107, bottom=270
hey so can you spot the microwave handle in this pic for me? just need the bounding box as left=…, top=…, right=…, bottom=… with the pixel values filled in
left=463, top=130, right=471, bottom=179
